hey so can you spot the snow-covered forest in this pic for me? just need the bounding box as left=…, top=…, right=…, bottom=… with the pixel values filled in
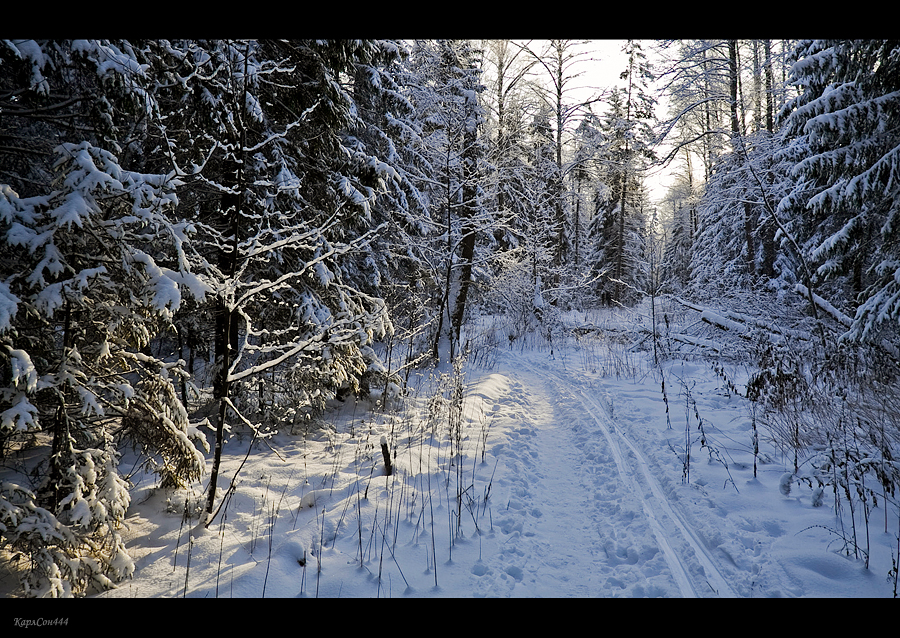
left=1, top=39, right=900, bottom=598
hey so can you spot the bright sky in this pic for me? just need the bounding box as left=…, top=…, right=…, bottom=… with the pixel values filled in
left=481, top=39, right=674, bottom=205
left=575, top=40, right=674, bottom=205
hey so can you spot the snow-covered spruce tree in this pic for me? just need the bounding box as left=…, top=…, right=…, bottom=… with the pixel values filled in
left=347, top=40, right=431, bottom=290
left=586, top=183, right=618, bottom=305
left=721, top=42, right=900, bottom=556
left=528, top=103, right=565, bottom=269
left=676, top=39, right=795, bottom=305
left=346, top=41, right=439, bottom=377
left=688, top=132, right=793, bottom=303
left=658, top=157, right=700, bottom=294
left=568, top=109, right=605, bottom=272
left=778, top=39, right=900, bottom=344
left=587, top=60, right=656, bottom=308
left=0, top=40, right=208, bottom=596
left=407, top=39, right=489, bottom=362
left=136, top=40, right=396, bottom=523
left=607, top=42, right=656, bottom=307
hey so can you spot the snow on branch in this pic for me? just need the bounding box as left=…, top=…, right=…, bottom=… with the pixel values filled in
left=672, top=296, right=808, bottom=345
left=792, top=283, right=853, bottom=328
left=699, top=309, right=750, bottom=336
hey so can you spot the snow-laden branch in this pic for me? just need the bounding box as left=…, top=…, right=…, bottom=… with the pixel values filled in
left=792, top=283, right=852, bottom=328
left=226, top=331, right=323, bottom=384
left=225, top=289, right=388, bottom=385
left=232, top=222, right=385, bottom=310
left=672, top=296, right=809, bottom=344
left=244, top=100, right=321, bottom=153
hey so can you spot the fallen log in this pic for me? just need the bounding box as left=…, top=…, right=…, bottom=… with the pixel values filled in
left=700, top=309, right=750, bottom=336
left=673, top=296, right=808, bottom=343
left=667, top=332, right=724, bottom=353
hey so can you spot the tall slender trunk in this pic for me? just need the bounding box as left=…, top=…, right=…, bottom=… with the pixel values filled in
left=614, top=47, right=637, bottom=302
left=451, top=115, right=478, bottom=351
left=178, top=330, right=188, bottom=407
left=46, top=298, right=75, bottom=512
left=432, top=139, right=454, bottom=362
left=205, top=43, right=249, bottom=523
left=573, top=175, right=582, bottom=266
left=752, top=40, right=763, bottom=133
left=615, top=166, right=628, bottom=300
left=206, top=219, right=239, bottom=523
left=764, top=39, right=775, bottom=134
left=702, top=45, right=714, bottom=181
left=495, top=48, right=507, bottom=219
left=728, top=40, right=742, bottom=138
left=759, top=38, right=777, bottom=279
left=730, top=40, right=756, bottom=279
left=553, top=42, right=567, bottom=268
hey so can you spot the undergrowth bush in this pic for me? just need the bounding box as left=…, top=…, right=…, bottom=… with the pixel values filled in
left=747, top=331, right=900, bottom=574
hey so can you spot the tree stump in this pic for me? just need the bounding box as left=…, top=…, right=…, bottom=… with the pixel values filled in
left=380, top=436, right=393, bottom=476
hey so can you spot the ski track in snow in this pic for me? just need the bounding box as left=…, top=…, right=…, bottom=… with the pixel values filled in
left=529, top=357, right=737, bottom=597
left=468, top=351, right=732, bottom=597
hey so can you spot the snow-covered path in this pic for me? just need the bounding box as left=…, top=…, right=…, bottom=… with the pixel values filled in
left=472, top=353, right=731, bottom=597
left=83, top=329, right=897, bottom=599
left=468, top=345, right=895, bottom=599
left=467, top=365, right=614, bottom=596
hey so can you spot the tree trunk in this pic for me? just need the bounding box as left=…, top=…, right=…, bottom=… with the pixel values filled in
left=205, top=44, right=248, bottom=523
left=744, top=201, right=757, bottom=277
left=728, top=40, right=742, bottom=138
left=432, top=140, right=454, bottom=362
left=573, top=175, right=582, bottom=266
left=702, top=45, right=714, bottom=180
left=495, top=45, right=507, bottom=219
left=552, top=42, right=567, bottom=268
left=205, top=296, right=232, bottom=523
left=752, top=40, right=763, bottom=133
left=451, top=101, right=479, bottom=352
left=764, top=40, right=775, bottom=134
left=615, top=168, right=628, bottom=302
left=730, top=40, right=757, bottom=280
left=177, top=330, right=188, bottom=407
left=46, top=299, right=75, bottom=512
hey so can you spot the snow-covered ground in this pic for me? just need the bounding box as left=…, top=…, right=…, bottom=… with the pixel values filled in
left=35, top=308, right=898, bottom=598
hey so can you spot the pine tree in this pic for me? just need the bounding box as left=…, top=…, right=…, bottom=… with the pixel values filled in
left=345, top=40, right=439, bottom=380
left=659, top=169, right=699, bottom=293
left=348, top=40, right=432, bottom=296
left=524, top=105, right=565, bottom=293
left=569, top=110, right=604, bottom=268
